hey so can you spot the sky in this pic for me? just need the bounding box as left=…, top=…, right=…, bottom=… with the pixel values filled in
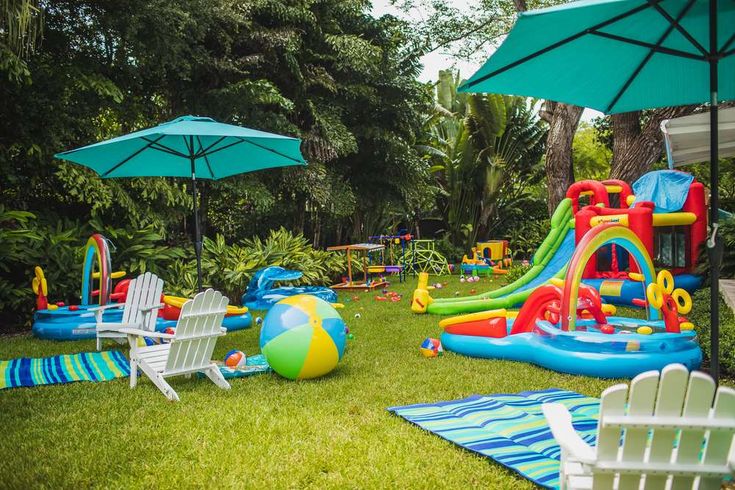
left=370, top=0, right=603, bottom=122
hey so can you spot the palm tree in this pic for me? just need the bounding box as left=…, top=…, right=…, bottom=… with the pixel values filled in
left=419, top=70, right=547, bottom=250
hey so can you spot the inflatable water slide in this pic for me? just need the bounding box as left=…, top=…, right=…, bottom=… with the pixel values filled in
left=412, top=171, right=707, bottom=316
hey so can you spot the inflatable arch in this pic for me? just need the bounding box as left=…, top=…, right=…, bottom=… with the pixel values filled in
left=81, top=234, right=112, bottom=306
left=561, top=224, right=660, bottom=331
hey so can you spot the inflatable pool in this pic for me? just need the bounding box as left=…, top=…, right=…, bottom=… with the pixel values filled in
left=32, top=305, right=252, bottom=341
left=433, top=224, right=703, bottom=378
left=441, top=317, right=701, bottom=378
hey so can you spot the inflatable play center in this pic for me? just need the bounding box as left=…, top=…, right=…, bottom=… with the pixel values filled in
left=412, top=170, right=707, bottom=377
left=32, top=234, right=252, bottom=341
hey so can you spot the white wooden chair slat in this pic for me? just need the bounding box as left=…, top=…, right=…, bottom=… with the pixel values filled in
left=618, top=371, right=660, bottom=489
left=544, top=364, right=735, bottom=490
left=96, top=272, right=163, bottom=350
left=123, top=288, right=230, bottom=401
left=700, top=387, right=735, bottom=490
left=644, top=364, right=689, bottom=490
left=592, top=384, right=629, bottom=490
left=670, top=372, right=717, bottom=490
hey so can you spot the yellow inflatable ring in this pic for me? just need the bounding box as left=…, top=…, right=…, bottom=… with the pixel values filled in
left=163, top=295, right=248, bottom=315
left=671, top=288, right=692, bottom=315
left=646, top=283, right=663, bottom=310
left=657, top=270, right=675, bottom=295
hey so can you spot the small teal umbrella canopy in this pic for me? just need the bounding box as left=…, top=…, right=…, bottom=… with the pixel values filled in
left=55, top=115, right=306, bottom=178
left=56, top=115, right=307, bottom=291
left=459, top=0, right=734, bottom=381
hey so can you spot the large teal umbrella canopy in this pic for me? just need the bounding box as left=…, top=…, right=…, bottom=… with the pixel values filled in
left=460, top=0, right=734, bottom=113
left=460, top=0, right=733, bottom=381
left=56, top=115, right=306, bottom=291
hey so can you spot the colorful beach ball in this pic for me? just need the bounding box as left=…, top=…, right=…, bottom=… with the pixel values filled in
left=420, top=337, right=443, bottom=358
left=224, top=349, right=247, bottom=368
left=259, top=295, right=346, bottom=380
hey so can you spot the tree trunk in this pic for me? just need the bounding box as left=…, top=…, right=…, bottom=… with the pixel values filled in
left=609, top=106, right=697, bottom=183
left=543, top=101, right=584, bottom=215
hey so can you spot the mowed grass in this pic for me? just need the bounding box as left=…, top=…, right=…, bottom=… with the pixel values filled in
left=0, top=275, right=653, bottom=489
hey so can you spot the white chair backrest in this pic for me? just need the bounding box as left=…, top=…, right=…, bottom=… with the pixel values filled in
left=121, top=272, right=164, bottom=331
left=164, top=289, right=228, bottom=374
left=593, top=363, right=735, bottom=489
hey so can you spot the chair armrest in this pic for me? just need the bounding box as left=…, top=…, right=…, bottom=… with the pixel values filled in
left=97, top=322, right=140, bottom=332
left=542, top=403, right=596, bottom=464
left=88, top=303, right=125, bottom=312
left=138, top=303, right=165, bottom=313
left=91, top=303, right=125, bottom=323
left=118, top=327, right=174, bottom=339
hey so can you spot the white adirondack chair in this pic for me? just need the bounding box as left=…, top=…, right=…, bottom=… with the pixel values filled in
left=119, top=289, right=230, bottom=401
left=543, top=364, right=735, bottom=490
left=93, top=272, right=164, bottom=351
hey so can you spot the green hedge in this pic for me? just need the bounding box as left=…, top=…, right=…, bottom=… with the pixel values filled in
left=689, top=288, right=735, bottom=379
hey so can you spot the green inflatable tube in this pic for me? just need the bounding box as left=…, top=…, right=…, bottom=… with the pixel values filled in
left=426, top=199, right=574, bottom=315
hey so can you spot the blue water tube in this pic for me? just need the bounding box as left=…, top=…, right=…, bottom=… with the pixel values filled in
left=32, top=306, right=251, bottom=341
left=441, top=317, right=702, bottom=378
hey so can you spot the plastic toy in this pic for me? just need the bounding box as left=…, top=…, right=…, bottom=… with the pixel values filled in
left=241, top=266, right=337, bottom=310
left=437, top=224, right=702, bottom=378
left=403, top=239, right=452, bottom=275
left=224, top=350, right=247, bottom=368
left=367, top=232, right=412, bottom=282
left=259, top=295, right=347, bottom=380
left=327, top=243, right=388, bottom=290
left=461, top=240, right=513, bottom=276
left=412, top=170, right=706, bottom=315
left=32, top=234, right=252, bottom=340
left=420, top=337, right=443, bottom=357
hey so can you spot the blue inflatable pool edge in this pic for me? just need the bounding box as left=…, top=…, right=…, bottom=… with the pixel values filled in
left=32, top=306, right=252, bottom=341
left=441, top=317, right=702, bottom=379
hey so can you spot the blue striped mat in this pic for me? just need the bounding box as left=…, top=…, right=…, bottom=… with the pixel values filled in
left=388, top=389, right=600, bottom=489
left=0, top=351, right=130, bottom=390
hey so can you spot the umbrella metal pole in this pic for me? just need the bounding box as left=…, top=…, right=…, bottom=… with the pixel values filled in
left=191, top=157, right=203, bottom=292
left=708, top=0, right=720, bottom=383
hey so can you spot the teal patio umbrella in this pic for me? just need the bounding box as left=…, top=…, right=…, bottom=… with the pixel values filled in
left=56, top=115, right=306, bottom=291
left=460, top=0, right=734, bottom=381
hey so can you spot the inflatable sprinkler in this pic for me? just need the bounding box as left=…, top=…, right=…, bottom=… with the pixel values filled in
left=439, top=224, right=702, bottom=378
left=259, top=295, right=346, bottom=380
left=32, top=234, right=251, bottom=340
left=242, top=266, right=337, bottom=311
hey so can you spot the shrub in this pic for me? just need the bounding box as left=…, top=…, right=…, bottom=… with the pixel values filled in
left=688, top=288, right=735, bottom=378
left=163, top=228, right=346, bottom=302
left=0, top=213, right=344, bottom=330
left=503, top=262, right=532, bottom=285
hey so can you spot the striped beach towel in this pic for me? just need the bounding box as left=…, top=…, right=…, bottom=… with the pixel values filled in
left=388, top=389, right=600, bottom=489
left=0, top=351, right=130, bottom=390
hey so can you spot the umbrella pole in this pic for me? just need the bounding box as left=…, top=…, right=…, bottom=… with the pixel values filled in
left=707, top=0, right=720, bottom=383
left=191, top=157, right=203, bottom=293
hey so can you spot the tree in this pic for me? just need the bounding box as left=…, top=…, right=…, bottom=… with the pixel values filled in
left=608, top=107, right=697, bottom=182
left=572, top=122, right=611, bottom=181
left=540, top=101, right=584, bottom=214
left=418, top=70, right=547, bottom=249
left=0, top=0, right=43, bottom=82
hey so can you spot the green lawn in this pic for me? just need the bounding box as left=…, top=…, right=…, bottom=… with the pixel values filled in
left=0, top=275, right=703, bottom=488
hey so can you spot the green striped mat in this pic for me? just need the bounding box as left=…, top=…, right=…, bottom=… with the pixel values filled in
left=1, top=351, right=130, bottom=390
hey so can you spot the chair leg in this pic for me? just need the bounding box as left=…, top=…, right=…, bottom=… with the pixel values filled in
left=129, top=359, right=138, bottom=388
left=138, top=361, right=179, bottom=401
left=96, top=336, right=102, bottom=351
left=203, top=365, right=230, bottom=390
